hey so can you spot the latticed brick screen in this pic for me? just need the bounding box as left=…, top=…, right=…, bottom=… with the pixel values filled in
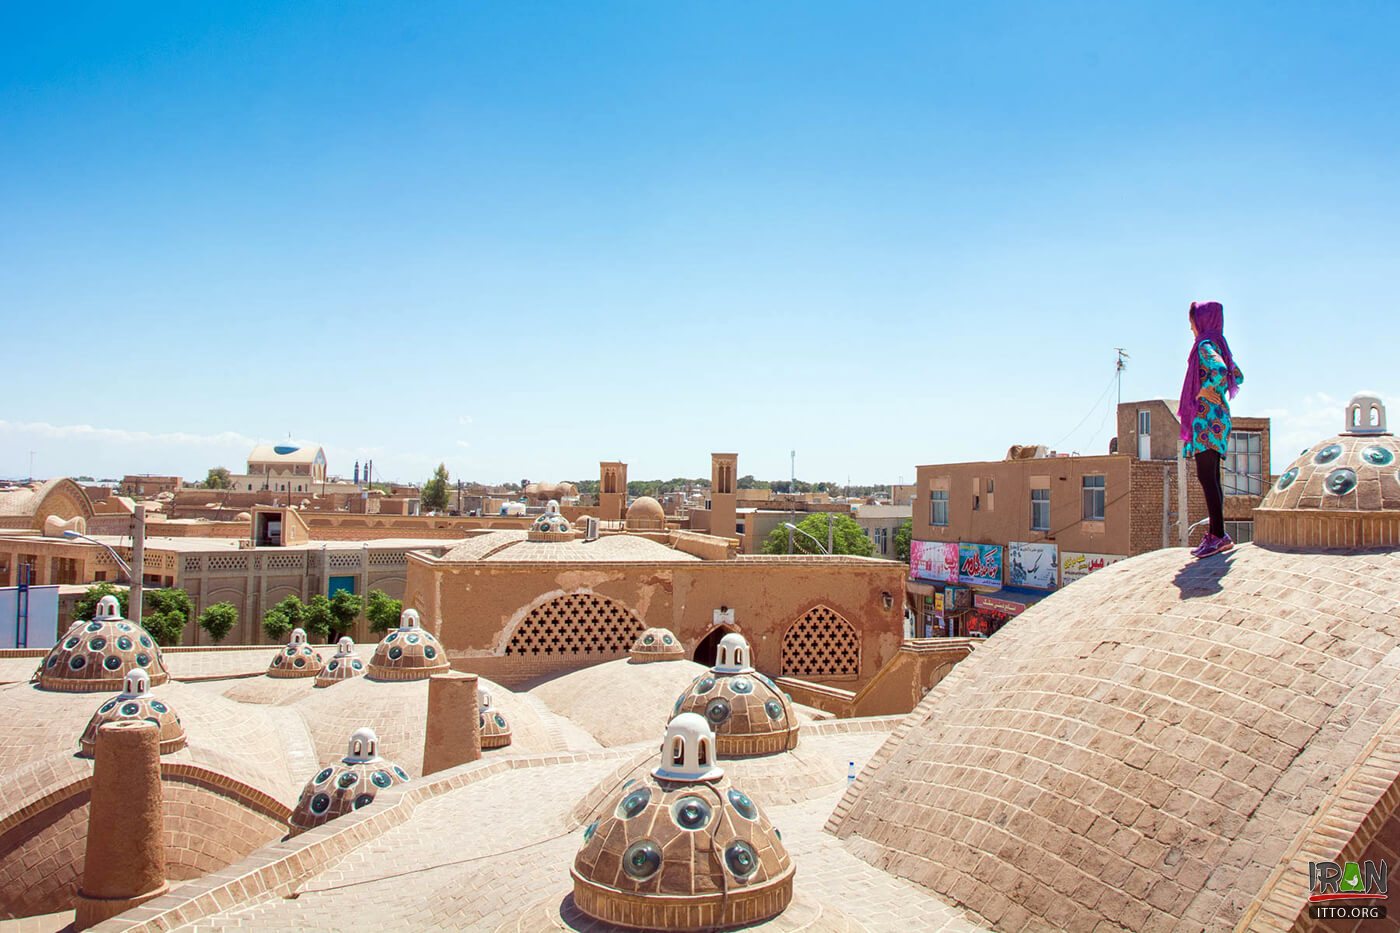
left=504, top=592, right=645, bottom=656
left=781, top=605, right=860, bottom=676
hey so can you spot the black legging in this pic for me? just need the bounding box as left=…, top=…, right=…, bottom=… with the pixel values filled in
left=1195, top=449, right=1225, bottom=538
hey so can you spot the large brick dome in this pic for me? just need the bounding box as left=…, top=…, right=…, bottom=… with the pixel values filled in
left=829, top=543, right=1400, bottom=932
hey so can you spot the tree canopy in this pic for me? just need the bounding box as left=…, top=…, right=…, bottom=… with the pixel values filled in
left=143, top=588, right=193, bottom=646
left=304, top=594, right=335, bottom=642
left=75, top=582, right=130, bottom=620
left=421, top=463, right=451, bottom=512
left=365, top=589, right=403, bottom=633
left=760, top=512, right=875, bottom=557
left=205, top=466, right=231, bottom=489
left=329, top=590, right=362, bottom=638
left=198, top=602, right=238, bottom=643
left=894, top=518, right=913, bottom=563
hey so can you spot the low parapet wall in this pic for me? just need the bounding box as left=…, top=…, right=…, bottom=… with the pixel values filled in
left=777, top=638, right=977, bottom=718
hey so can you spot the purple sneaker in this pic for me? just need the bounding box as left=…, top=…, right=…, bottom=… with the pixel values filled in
left=1191, top=534, right=1215, bottom=557
left=1196, top=533, right=1233, bottom=558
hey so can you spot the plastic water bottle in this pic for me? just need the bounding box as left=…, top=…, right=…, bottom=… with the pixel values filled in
left=847, top=761, right=856, bottom=785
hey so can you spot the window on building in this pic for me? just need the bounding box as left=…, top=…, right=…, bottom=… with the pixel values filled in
left=929, top=490, right=949, bottom=526
left=1224, top=431, right=1264, bottom=496
left=1224, top=520, right=1254, bottom=544
left=1082, top=475, right=1106, bottom=521
left=1031, top=488, right=1050, bottom=532
left=871, top=526, right=889, bottom=554
left=1138, top=410, right=1151, bottom=435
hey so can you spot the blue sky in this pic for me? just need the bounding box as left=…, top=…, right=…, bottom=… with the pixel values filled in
left=3, top=2, right=1397, bottom=485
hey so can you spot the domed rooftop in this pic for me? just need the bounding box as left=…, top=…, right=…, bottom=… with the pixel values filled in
left=832, top=541, right=1400, bottom=932
left=38, top=596, right=170, bottom=693
left=367, top=609, right=450, bottom=682
left=1256, top=393, right=1400, bottom=548
left=267, top=628, right=324, bottom=679
left=624, top=495, right=666, bottom=531
left=571, top=713, right=793, bottom=930
left=528, top=499, right=574, bottom=541
left=629, top=627, right=684, bottom=663
left=289, top=727, right=411, bottom=835
left=314, top=636, right=366, bottom=687
left=674, top=634, right=798, bottom=756
left=78, top=668, right=185, bottom=757
left=479, top=688, right=512, bottom=750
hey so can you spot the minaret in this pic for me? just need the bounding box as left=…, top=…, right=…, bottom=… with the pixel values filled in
left=710, top=453, right=738, bottom=540
left=599, top=461, right=628, bottom=522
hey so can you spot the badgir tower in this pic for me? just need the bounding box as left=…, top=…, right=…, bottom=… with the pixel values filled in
left=829, top=394, right=1400, bottom=931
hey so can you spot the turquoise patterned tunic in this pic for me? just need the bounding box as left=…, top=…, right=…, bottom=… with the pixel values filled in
left=1185, top=339, right=1243, bottom=456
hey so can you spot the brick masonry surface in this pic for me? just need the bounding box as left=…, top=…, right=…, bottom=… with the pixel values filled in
left=831, top=544, right=1400, bottom=932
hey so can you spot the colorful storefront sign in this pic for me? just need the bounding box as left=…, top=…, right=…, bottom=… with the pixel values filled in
left=957, top=543, right=1003, bottom=588
left=1007, top=541, right=1058, bottom=590
left=1060, top=551, right=1125, bottom=584
left=910, top=540, right=959, bottom=583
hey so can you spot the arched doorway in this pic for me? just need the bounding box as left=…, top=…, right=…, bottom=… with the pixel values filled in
left=693, top=626, right=738, bottom=667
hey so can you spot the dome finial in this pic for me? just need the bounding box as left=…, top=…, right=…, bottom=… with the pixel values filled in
left=653, top=712, right=724, bottom=782
left=1345, top=393, right=1389, bottom=436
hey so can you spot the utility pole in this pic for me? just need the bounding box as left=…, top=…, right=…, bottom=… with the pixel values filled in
left=28, top=451, right=35, bottom=483
left=130, top=504, right=146, bottom=627
left=827, top=513, right=834, bottom=555
left=1115, top=348, right=1130, bottom=408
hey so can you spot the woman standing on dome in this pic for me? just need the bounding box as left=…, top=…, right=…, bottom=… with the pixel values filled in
left=1179, top=300, right=1244, bottom=558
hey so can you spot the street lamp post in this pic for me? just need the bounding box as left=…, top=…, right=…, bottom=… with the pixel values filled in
left=63, top=504, right=145, bottom=626
left=782, top=522, right=830, bottom=555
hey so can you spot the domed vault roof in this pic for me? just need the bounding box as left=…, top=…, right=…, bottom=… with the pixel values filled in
left=38, top=596, right=170, bottom=693
left=289, top=727, right=411, bottom=835
left=673, top=633, right=797, bottom=756
left=571, top=712, right=793, bottom=930
left=625, top=496, right=666, bottom=531
left=267, top=628, right=324, bottom=679
left=630, top=627, right=684, bottom=662
left=78, top=668, right=185, bottom=757
left=315, top=636, right=366, bottom=687
left=367, top=609, right=450, bottom=682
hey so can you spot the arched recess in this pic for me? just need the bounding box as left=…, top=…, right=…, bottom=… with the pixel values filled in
left=781, top=605, right=861, bottom=677
left=693, top=625, right=739, bottom=667
left=503, top=592, right=644, bottom=657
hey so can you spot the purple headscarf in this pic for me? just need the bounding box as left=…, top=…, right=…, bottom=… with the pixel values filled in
left=1177, top=300, right=1241, bottom=441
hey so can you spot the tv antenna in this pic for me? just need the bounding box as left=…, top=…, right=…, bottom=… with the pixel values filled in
left=1114, top=348, right=1130, bottom=406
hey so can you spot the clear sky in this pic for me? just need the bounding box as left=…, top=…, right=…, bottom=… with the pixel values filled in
left=3, top=2, right=1397, bottom=485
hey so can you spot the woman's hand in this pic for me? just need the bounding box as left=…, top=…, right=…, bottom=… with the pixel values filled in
left=1199, top=386, right=1224, bottom=406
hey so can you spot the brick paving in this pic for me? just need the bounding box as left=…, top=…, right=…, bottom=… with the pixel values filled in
left=176, top=732, right=983, bottom=932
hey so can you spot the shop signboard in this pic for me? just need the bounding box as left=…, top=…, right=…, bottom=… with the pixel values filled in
left=957, top=543, right=1003, bottom=588
left=975, top=593, right=1033, bottom=616
left=1060, top=551, right=1125, bottom=584
left=1008, top=541, right=1059, bottom=590
left=910, top=540, right=959, bottom=583
left=943, top=585, right=972, bottom=611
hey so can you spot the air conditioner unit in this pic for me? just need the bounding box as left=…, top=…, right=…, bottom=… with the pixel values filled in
left=584, top=516, right=599, bottom=542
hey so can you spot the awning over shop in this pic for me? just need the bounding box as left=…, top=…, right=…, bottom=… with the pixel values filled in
left=973, top=586, right=1050, bottom=617
left=906, top=581, right=940, bottom=597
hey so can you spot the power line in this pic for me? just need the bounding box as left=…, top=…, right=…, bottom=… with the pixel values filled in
left=1052, top=371, right=1118, bottom=452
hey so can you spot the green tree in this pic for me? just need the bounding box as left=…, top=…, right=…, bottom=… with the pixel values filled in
left=894, top=518, right=913, bottom=564
left=74, top=582, right=130, bottom=620
left=761, top=513, right=875, bottom=557
left=262, top=606, right=293, bottom=642
left=421, top=463, right=450, bottom=512
left=143, top=587, right=193, bottom=646
left=198, top=601, right=238, bottom=643
left=365, top=589, right=403, bottom=634
left=263, top=594, right=306, bottom=642
left=329, top=589, right=363, bottom=639
left=304, top=594, right=335, bottom=642
left=205, top=466, right=231, bottom=489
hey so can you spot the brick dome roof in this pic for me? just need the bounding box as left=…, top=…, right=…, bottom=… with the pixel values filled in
left=478, top=688, right=513, bottom=750
left=629, top=627, right=684, bottom=662
left=289, top=727, right=410, bottom=835
left=673, top=635, right=798, bottom=756
left=367, top=609, right=450, bottom=682
left=831, top=544, right=1400, bottom=932
left=266, top=628, right=324, bottom=679
left=1255, top=394, right=1400, bottom=548
left=625, top=495, right=666, bottom=531
left=314, top=637, right=366, bottom=687
left=571, top=713, right=793, bottom=929
left=78, top=669, right=185, bottom=757
left=38, top=596, right=170, bottom=693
